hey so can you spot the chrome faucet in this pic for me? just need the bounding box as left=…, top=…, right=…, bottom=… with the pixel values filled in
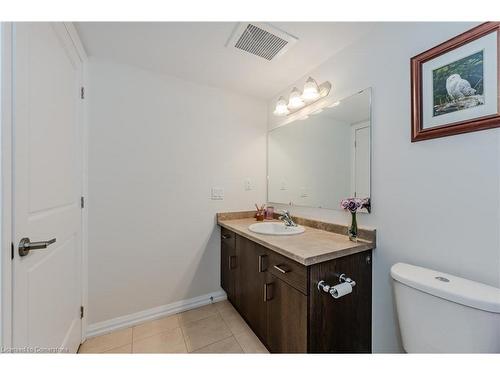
left=279, top=210, right=297, bottom=227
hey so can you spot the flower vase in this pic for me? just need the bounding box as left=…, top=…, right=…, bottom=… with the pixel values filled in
left=348, top=211, right=358, bottom=242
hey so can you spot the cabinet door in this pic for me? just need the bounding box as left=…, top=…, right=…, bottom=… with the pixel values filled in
left=308, top=250, right=372, bottom=353
left=236, top=236, right=268, bottom=343
left=266, top=274, right=307, bottom=353
left=221, top=229, right=238, bottom=306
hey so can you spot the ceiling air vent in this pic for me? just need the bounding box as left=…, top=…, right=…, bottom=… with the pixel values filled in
left=226, top=23, right=298, bottom=61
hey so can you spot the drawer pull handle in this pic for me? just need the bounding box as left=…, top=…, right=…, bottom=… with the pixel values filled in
left=258, top=254, right=267, bottom=273
left=222, top=234, right=231, bottom=240
left=263, top=283, right=272, bottom=302
left=273, top=265, right=289, bottom=274
left=228, top=255, right=236, bottom=270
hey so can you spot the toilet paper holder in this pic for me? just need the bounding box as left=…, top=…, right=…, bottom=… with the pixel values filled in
left=317, top=273, right=356, bottom=297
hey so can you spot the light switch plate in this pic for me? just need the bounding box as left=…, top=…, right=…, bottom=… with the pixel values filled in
left=244, top=178, right=252, bottom=191
left=211, top=187, right=224, bottom=200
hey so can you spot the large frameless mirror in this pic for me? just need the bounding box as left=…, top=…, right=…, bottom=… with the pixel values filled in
left=267, top=88, right=371, bottom=212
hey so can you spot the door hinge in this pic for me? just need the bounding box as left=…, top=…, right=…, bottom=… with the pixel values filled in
left=11, top=242, right=14, bottom=260
left=80, top=196, right=85, bottom=209
left=80, top=86, right=85, bottom=99
left=80, top=306, right=84, bottom=319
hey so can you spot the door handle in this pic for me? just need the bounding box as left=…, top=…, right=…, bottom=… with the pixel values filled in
left=18, top=237, right=56, bottom=257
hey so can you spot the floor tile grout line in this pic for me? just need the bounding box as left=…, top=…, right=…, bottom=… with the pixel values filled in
left=191, top=334, right=240, bottom=353
left=232, top=330, right=268, bottom=354
left=182, top=311, right=233, bottom=353
left=218, top=311, right=233, bottom=334
left=233, top=333, right=248, bottom=353
left=178, top=310, right=221, bottom=329
left=218, top=310, right=253, bottom=337
left=131, top=325, right=187, bottom=354
left=131, top=325, right=134, bottom=353
left=132, top=326, right=182, bottom=344
left=178, top=310, right=219, bottom=327
left=174, top=315, right=188, bottom=353
left=233, top=336, right=244, bottom=353
left=130, top=315, right=182, bottom=344
left=87, top=328, right=134, bottom=354
left=230, top=335, right=245, bottom=353
left=179, top=325, right=189, bottom=353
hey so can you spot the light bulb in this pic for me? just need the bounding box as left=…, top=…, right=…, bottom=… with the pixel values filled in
left=288, top=87, right=305, bottom=109
left=302, top=77, right=320, bottom=102
left=273, top=96, right=290, bottom=116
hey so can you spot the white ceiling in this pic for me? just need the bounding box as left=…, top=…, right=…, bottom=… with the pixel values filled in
left=75, top=22, right=378, bottom=99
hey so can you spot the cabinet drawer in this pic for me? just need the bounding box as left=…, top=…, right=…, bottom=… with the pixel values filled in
left=268, top=250, right=308, bottom=295
left=221, top=227, right=236, bottom=249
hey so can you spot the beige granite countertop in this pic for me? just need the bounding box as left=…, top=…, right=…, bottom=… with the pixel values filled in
left=217, top=217, right=375, bottom=266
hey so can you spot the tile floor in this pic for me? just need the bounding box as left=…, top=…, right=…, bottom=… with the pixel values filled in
left=78, top=300, right=269, bottom=354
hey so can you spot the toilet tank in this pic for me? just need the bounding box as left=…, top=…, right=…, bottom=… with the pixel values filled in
left=391, top=263, right=500, bottom=353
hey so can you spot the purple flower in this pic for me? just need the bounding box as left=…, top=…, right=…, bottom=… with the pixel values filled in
left=340, top=197, right=370, bottom=213
left=348, top=200, right=359, bottom=211
left=361, top=198, right=371, bottom=213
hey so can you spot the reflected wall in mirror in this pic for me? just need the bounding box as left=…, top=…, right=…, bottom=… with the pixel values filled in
left=268, top=88, right=371, bottom=211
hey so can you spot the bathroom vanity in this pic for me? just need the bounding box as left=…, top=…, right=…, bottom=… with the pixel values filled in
left=216, top=86, right=375, bottom=353
left=217, top=212, right=376, bottom=353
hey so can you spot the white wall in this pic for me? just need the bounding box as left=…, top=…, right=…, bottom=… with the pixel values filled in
left=87, top=58, right=267, bottom=325
left=267, top=22, right=500, bottom=352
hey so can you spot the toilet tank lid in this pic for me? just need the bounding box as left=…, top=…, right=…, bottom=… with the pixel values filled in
left=391, top=263, right=500, bottom=313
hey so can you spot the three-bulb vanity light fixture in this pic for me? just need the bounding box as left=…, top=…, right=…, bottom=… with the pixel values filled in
left=273, top=77, right=332, bottom=117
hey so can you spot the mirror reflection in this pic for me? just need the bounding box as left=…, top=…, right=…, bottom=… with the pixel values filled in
left=268, top=88, right=371, bottom=211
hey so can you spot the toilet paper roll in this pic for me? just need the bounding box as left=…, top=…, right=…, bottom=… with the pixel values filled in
left=330, top=282, right=352, bottom=299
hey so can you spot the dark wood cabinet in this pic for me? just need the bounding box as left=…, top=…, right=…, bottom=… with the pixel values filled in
left=308, top=252, right=372, bottom=353
left=220, top=228, right=238, bottom=306
left=220, top=227, right=372, bottom=353
left=266, top=274, right=308, bottom=353
left=236, top=236, right=268, bottom=342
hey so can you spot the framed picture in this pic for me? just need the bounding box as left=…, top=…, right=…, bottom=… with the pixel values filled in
left=411, top=22, right=500, bottom=142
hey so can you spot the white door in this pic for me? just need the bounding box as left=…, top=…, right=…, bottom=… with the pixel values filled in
left=353, top=124, right=370, bottom=198
left=12, top=23, right=83, bottom=353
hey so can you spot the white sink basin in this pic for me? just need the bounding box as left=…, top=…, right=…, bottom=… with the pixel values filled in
left=248, top=222, right=305, bottom=236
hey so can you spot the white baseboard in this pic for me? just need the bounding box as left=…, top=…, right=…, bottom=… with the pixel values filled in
left=85, top=290, right=227, bottom=339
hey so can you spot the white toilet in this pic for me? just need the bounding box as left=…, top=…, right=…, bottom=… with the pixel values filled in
left=391, top=263, right=500, bottom=353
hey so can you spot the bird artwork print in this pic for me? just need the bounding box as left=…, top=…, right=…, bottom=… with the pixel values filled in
left=432, top=50, right=484, bottom=117
left=445, top=74, right=476, bottom=100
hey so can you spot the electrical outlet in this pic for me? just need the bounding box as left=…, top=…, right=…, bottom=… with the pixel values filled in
left=211, top=187, right=224, bottom=200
